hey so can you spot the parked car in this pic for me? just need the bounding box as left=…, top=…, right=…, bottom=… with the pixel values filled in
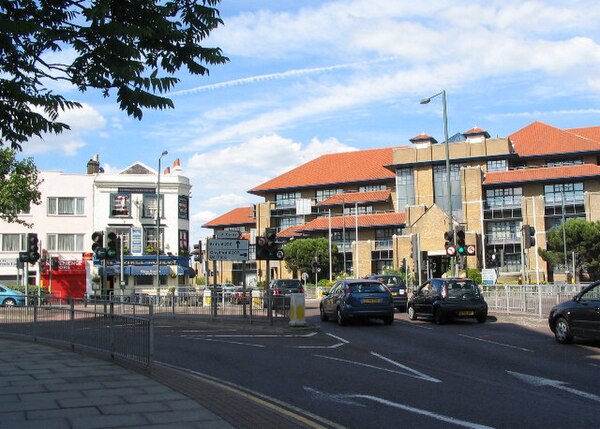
left=221, top=283, right=236, bottom=301
left=548, top=280, right=600, bottom=344
left=268, top=279, right=304, bottom=310
left=0, top=284, right=26, bottom=306
left=407, top=278, right=488, bottom=324
left=232, top=286, right=253, bottom=305
left=365, top=274, right=408, bottom=311
left=320, top=279, right=395, bottom=326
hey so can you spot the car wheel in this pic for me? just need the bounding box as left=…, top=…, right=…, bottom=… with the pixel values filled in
left=408, top=305, right=417, bottom=320
left=320, top=305, right=329, bottom=322
left=554, top=317, right=573, bottom=344
left=3, top=298, right=16, bottom=306
left=383, top=314, right=394, bottom=325
left=433, top=307, right=444, bottom=325
left=476, top=312, right=487, bottom=323
left=336, top=307, right=346, bottom=326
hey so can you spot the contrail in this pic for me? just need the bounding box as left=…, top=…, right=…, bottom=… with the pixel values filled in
left=171, top=58, right=395, bottom=96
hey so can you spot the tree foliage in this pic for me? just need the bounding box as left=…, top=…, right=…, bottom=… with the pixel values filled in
left=283, top=238, right=338, bottom=280
left=0, top=0, right=228, bottom=150
left=538, top=218, right=600, bottom=280
left=0, top=148, right=41, bottom=226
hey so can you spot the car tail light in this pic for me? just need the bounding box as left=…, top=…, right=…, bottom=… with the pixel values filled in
left=441, top=285, right=448, bottom=299
left=273, top=289, right=282, bottom=296
left=299, top=286, right=304, bottom=293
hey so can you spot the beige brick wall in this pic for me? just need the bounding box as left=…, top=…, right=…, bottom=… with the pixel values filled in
left=586, top=192, right=600, bottom=221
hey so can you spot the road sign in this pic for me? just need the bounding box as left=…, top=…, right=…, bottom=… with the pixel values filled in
left=207, top=238, right=249, bottom=261
left=216, top=230, right=242, bottom=239
left=446, top=245, right=457, bottom=256
left=466, top=245, right=476, bottom=256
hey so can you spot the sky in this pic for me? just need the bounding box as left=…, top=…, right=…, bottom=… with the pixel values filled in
left=22, top=0, right=600, bottom=243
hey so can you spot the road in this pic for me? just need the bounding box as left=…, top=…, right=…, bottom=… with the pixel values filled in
left=154, top=301, right=600, bottom=428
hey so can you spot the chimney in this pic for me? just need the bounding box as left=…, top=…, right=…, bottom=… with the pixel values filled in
left=172, top=158, right=183, bottom=176
left=86, top=154, right=100, bottom=174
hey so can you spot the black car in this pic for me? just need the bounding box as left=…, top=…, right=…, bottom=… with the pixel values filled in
left=268, top=279, right=304, bottom=310
left=320, top=279, right=394, bottom=326
left=548, top=280, right=600, bottom=344
left=407, top=278, right=488, bottom=324
left=365, top=274, right=408, bottom=311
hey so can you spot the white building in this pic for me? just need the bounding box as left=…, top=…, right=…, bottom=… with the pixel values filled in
left=0, top=155, right=195, bottom=298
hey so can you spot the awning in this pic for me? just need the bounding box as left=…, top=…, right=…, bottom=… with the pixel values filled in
left=177, top=266, right=196, bottom=277
left=128, top=266, right=170, bottom=276
left=99, top=265, right=122, bottom=276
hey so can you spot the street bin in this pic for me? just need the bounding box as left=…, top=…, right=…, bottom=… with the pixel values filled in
left=203, top=289, right=211, bottom=307
left=289, top=293, right=306, bottom=327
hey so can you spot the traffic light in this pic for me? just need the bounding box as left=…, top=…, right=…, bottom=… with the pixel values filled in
left=27, top=233, right=40, bottom=263
left=455, top=226, right=466, bottom=256
left=444, top=230, right=455, bottom=256
left=106, top=232, right=118, bottom=259
left=255, top=229, right=284, bottom=261
left=91, top=231, right=105, bottom=258
left=192, top=241, right=203, bottom=263
left=486, top=250, right=498, bottom=268
left=523, top=225, right=536, bottom=249
left=51, top=256, right=59, bottom=271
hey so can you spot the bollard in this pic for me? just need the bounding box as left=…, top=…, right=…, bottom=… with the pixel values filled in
left=289, top=293, right=307, bottom=327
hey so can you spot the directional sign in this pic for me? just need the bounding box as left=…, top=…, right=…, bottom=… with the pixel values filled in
left=216, top=230, right=242, bottom=239
left=207, top=238, right=249, bottom=261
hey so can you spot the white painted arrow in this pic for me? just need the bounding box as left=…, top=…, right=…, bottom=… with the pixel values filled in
left=507, top=371, right=600, bottom=403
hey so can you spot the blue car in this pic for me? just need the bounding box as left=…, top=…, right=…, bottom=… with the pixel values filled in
left=320, top=279, right=394, bottom=326
left=0, top=284, right=26, bottom=306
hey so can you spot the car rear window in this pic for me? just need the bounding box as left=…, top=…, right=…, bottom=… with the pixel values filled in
left=275, top=280, right=302, bottom=288
left=348, top=283, right=387, bottom=293
left=445, top=280, right=479, bottom=296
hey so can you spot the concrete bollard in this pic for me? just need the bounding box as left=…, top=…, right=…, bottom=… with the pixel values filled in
left=289, top=293, right=306, bottom=327
left=203, top=289, right=211, bottom=307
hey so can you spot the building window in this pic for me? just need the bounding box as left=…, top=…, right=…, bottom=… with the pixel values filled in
left=316, top=188, right=342, bottom=202
left=485, top=187, right=522, bottom=209
left=359, top=184, right=387, bottom=192
left=47, top=197, right=84, bottom=216
left=46, top=234, right=84, bottom=252
left=110, top=193, right=131, bottom=217
left=275, top=192, right=301, bottom=209
left=343, top=205, right=373, bottom=215
left=144, top=228, right=164, bottom=253
left=178, top=230, right=189, bottom=254
left=545, top=158, right=582, bottom=167
left=486, top=221, right=519, bottom=245
left=544, top=183, right=584, bottom=206
left=178, top=195, right=189, bottom=220
left=486, top=159, right=508, bottom=172
left=280, top=216, right=304, bottom=230
left=142, top=194, right=164, bottom=218
left=1, top=234, right=24, bottom=252
left=433, top=164, right=463, bottom=221
left=396, top=167, right=415, bottom=210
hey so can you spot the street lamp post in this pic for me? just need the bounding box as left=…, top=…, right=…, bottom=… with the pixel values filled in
left=420, top=90, right=454, bottom=275
left=156, top=150, right=168, bottom=300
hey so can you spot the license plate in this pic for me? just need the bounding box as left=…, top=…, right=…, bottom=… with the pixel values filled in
left=458, top=310, right=475, bottom=316
left=362, top=298, right=382, bottom=304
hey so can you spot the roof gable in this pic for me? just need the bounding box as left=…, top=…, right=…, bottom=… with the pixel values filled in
left=120, top=162, right=155, bottom=175
left=510, top=121, right=600, bottom=157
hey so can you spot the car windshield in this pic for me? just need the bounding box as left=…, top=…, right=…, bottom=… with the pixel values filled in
left=275, top=280, right=301, bottom=289
left=445, top=280, right=479, bottom=297
left=348, top=282, right=387, bottom=293
left=374, top=276, right=403, bottom=287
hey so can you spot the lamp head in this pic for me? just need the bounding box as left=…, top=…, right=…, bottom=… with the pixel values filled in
left=161, top=150, right=168, bottom=157
left=420, top=98, right=431, bottom=105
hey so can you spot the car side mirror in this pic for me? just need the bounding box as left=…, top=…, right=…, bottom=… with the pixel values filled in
left=323, top=291, right=330, bottom=296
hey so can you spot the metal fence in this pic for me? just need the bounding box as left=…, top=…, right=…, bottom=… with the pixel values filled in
left=481, top=283, right=585, bottom=318
left=0, top=300, right=153, bottom=367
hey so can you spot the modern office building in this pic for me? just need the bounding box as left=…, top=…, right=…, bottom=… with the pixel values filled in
left=204, top=121, right=600, bottom=284
left=0, top=155, right=195, bottom=298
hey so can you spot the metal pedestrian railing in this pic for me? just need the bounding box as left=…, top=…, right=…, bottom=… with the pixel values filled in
left=0, top=299, right=153, bottom=368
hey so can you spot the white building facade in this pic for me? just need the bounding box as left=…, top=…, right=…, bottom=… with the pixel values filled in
left=0, top=155, right=194, bottom=299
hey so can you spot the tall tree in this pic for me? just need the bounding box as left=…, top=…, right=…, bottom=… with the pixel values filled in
left=0, top=148, right=41, bottom=226
left=538, top=218, right=600, bottom=280
left=0, top=0, right=228, bottom=150
left=283, top=238, right=338, bottom=280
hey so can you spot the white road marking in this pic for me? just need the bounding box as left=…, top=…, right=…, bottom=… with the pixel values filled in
left=193, top=338, right=265, bottom=348
left=507, top=371, right=600, bottom=403
left=459, top=334, right=534, bottom=352
left=370, top=352, right=441, bottom=383
left=303, top=386, right=494, bottom=429
left=314, top=354, right=440, bottom=382
left=296, top=332, right=349, bottom=349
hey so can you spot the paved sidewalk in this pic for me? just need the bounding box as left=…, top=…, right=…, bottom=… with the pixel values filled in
left=0, top=338, right=236, bottom=429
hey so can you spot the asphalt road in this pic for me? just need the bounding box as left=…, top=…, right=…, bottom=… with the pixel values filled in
left=153, top=304, right=600, bottom=428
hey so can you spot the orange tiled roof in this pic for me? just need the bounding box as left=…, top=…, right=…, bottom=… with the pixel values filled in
left=278, top=212, right=405, bottom=237
left=510, top=121, right=600, bottom=157
left=202, top=206, right=255, bottom=228
left=567, top=126, right=600, bottom=143
left=464, top=127, right=490, bottom=137
left=316, top=190, right=391, bottom=207
left=409, top=133, right=437, bottom=143
left=248, top=147, right=395, bottom=194
left=484, top=164, right=600, bottom=185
